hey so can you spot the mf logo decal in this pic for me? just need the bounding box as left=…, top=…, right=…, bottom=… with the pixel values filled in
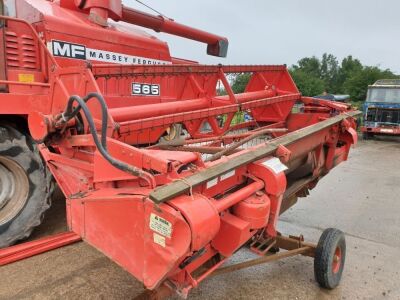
left=48, top=40, right=171, bottom=65
left=52, top=40, right=86, bottom=60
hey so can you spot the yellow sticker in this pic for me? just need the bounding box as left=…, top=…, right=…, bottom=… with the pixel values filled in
left=18, top=74, right=35, bottom=83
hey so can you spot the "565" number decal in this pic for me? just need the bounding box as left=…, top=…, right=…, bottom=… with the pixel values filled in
left=132, top=83, right=160, bottom=96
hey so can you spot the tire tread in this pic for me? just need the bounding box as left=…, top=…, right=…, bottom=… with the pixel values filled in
left=314, top=228, right=346, bottom=289
left=0, top=125, right=54, bottom=247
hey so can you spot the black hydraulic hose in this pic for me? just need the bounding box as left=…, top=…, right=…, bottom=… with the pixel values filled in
left=62, top=93, right=156, bottom=188
left=63, top=93, right=108, bottom=150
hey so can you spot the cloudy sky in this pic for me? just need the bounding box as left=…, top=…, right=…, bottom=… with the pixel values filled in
left=123, top=0, right=399, bottom=73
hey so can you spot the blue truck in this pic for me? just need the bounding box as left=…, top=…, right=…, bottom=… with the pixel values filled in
left=361, top=79, right=400, bottom=139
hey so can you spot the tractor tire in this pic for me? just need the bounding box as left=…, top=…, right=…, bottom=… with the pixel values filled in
left=0, top=125, right=54, bottom=248
left=314, top=228, right=346, bottom=289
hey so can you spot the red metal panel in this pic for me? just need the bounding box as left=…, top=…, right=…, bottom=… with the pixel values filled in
left=211, top=213, right=253, bottom=256
left=67, top=192, right=192, bottom=290
left=232, top=193, right=271, bottom=229
left=169, top=194, right=220, bottom=251
left=4, top=24, right=40, bottom=70
left=0, top=94, right=49, bottom=115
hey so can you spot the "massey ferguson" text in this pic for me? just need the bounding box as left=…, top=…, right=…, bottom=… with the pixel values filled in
left=49, top=40, right=170, bottom=65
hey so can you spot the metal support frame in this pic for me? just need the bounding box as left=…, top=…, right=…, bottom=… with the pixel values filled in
left=211, top=247, right=310, bottom=277
left=212, top=234, right=316, bottom=277
left=150, top=110, right=360, bottom=203
left=135, top=234, right=317, bottom=300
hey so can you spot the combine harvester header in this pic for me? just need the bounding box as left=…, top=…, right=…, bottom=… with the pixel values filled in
left=0, top=0, right=359, bottom=298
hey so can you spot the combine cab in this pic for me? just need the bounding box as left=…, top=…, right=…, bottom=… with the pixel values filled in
left=361, top=79, right=400, bottom=139
left=0, top=0, right=360, bottom=298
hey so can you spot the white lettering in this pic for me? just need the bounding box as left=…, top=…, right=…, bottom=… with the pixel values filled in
left=49, top=40, right=171, bottom=65
left=53, top=42, right=70, bottom=57
left=71, top=45, right=85, bottom=57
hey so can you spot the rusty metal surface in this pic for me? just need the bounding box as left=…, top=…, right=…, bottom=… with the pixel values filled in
left=150, top=111, right=360, bottom=203
left=0, top=139, right=400, bottom=299
left=210, top=246, right=312, bottom=278
left=211, top=234, right=317, bottom=276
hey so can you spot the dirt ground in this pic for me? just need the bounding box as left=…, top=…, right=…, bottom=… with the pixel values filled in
left=0, top=137, right=399, bottom=300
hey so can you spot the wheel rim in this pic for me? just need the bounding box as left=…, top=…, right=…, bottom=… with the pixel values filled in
left=163, top=124, right=181, bottom=142
left=332, top=246, right=342, bottom=274
left=0, top=156, right=29, bottom=226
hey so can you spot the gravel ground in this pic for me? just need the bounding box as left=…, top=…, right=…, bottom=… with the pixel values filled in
left=0, top=137, right=399, bottom=300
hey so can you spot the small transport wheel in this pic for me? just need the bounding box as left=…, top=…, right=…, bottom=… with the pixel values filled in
left=314, top=228, right=346, bottom=289
left=0, top=125, right=54, bottom=248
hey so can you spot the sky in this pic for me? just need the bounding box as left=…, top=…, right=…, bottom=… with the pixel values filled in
left=123, top=0, right=400, bottom=74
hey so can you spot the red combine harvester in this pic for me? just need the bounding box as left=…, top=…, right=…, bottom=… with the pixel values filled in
left=0, top=0, right=359, bottom=298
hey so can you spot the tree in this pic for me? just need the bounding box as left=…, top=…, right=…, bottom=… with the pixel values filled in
left=290, top=54, right=399, bottom=101
left=289, top=54, right=335, bottom=95
left=289, top=69, right=325, bottom=96
left=292, top=56, right=321, bottom=78
left=344, top=66, right=397, bottom=100
left=230, top=55, right=399, bottom=102
left=231, top=73, right=251, bottom=94
left=320, top=54, right=340, bottom=92
left=336, top=56, right=363, bottom=93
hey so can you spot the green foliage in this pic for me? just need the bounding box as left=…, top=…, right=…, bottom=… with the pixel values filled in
left=288, top=53, right=399, bottom=101
left=344, top=66, right=397, bottom=100
left=293, top=56, right=322, bottom=77
left=231, top=73, right=251, bottom=94
left=320, top=53, right=340, bottom=92
left=336, top=56, right=363, bottom=93
left=290, top=69, right=325, bottom=96
left=228, top=54, right=398, bottom=102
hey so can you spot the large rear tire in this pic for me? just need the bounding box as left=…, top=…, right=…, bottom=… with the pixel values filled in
left=0, top=125, right=53, bottom=248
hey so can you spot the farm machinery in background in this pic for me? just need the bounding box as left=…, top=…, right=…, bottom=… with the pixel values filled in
left=0, top=0, right=359, bottom=298
left=361, top=80, right=400, bottom=139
